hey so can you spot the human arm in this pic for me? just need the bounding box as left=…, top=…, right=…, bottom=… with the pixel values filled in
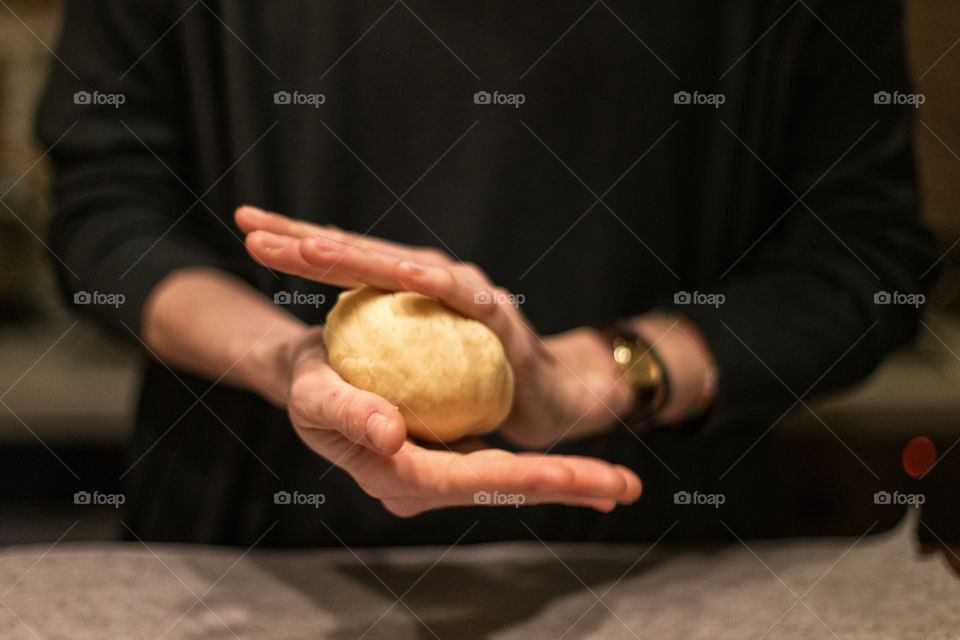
left=36, top=1, right=641, bottom=516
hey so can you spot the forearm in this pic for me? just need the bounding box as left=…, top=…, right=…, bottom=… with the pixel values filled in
left=142, top=267, right=307, bottom=407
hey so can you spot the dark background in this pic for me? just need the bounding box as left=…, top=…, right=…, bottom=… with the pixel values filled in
left=0, top=0, right=957, bottom=545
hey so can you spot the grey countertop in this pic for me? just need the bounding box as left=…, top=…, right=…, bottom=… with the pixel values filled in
left=0, top=511, right=956, bottom=640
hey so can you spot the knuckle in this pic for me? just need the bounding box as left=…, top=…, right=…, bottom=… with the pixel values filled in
left=458, top=262, right=485, bottom=279
left=416, top=247, right=449, bottom=264
left=328, top=390, right=375, bottom=440
left=422, top=266, right=458, bottom=297
left=287, top=377, right=318, bottom=422
left=475, top=296, right=502, bottom=320
left=319, top=225, right=348, bottom=243
left=333, top=391, right=367, bottom=435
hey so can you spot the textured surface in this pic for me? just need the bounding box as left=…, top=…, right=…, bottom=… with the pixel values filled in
left=0, top=512, right=956, bottom=639
left=324, top=287, right=514, bottom=442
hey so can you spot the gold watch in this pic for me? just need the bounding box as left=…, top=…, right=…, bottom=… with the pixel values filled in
left=593, top=323, right=670, bottom=426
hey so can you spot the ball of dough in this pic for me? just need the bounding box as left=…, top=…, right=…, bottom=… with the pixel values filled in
left=323, top=286, right=514, bottom=442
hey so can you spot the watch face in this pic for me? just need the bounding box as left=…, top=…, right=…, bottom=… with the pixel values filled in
left=630, top=352, right=663, bottom=390
left=614, top=338, right=662, bottom=390
left=613, top=343, right=633, bottom=366
left=601, top=326, right=668, bottom=424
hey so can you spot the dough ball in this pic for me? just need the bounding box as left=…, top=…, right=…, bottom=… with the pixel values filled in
left=323, top=287, right=514, bottom=442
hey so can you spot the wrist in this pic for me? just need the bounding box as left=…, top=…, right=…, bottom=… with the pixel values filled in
left=143, top=266, right=313, bottom=407
left=547, top=328, right=634, bottom=427
left=235, top=315, right=309, bottom=407
left=629, top=312, right=716, bottom=424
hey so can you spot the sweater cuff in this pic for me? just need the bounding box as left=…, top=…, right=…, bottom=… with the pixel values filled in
left=59, top=228, right=234, bottom=339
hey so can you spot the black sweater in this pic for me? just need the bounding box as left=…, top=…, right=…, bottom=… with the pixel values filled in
left=37, top=1, right=935, bottom=545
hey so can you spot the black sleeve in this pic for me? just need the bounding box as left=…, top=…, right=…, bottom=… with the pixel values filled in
left=678, top=0, right=937, bottom=432
left=36, top=0, right=232, bottom=337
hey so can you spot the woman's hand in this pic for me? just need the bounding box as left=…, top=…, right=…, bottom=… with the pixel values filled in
left=141, top=263, right=642, bottom=518
left=278, top=324, right=642, bottom=517
left=236, top=205, right=636, bottom=450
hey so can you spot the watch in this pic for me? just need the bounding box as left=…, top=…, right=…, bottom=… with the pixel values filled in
left=593, top=323, right=671, bottom=427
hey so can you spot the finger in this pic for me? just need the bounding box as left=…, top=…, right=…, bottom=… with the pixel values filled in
left=502, top=453, right=642, bottom=504
left=520, top=454, right=635, bottom=502
left=245, top=230, right=363, bottom=288
left=394, top=262, right=485, bottom=316
left=300, top=244, right=527, bottom=365
left=300, top=243, right=523, bottom=358
left=394, top=261, right=522, bottom=328
left=519, top=454, right=643, bottom=505
left=612, top=464, right=644, bottom=504
left=395, top=261, right=523, bottom=356
left=512, top=494, right=619, bottom=512
left=407, top=447, right=641, bottom=504
left=381, top=449, right=633, bottom=517
left=236, top=205, right=331, bottom=239
left=237, top=206, right=453, bottom=266
left=299, top=235, right=410, bottom=291
left=295, top=437, right=635, bottom=518
left=289, top=363, right=406, bottom=456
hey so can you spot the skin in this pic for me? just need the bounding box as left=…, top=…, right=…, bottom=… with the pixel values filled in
left=140, top=205, right=714, bottom=517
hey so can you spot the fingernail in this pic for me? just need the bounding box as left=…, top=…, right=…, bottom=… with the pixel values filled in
left=367, top=412, right=389, bottom=452
left=240, top=205, right=264, bottom=217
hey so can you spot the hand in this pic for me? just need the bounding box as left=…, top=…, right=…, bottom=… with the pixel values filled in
left=278, top=325, right=642, bottom=517
left=236, top=205, right=635, bottom=449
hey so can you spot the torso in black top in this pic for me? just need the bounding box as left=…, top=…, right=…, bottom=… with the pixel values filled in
left=38, top=1, right=932, bottom=545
